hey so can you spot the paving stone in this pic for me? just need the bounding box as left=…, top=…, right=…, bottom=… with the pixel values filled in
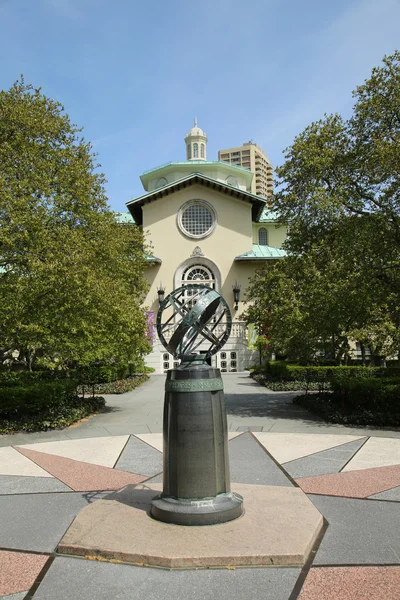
left=254, top=433, right=365, bottom=464
left=1, top=593, right=28, bottom=600
left=0, top=447, right=52, bottom=478
left=0, top=492, right=89, bottom=552
left=134, top=433, right=163, bottom=452
left=16, top=436, right=129, bottom=467
left=0, top=550, right=48, bottom=596
left=33, top=556, right=301, bottom=600
left=143, top=472, right=163, bottom=484
left=283, top=438, right=367, bottom=479
left=343, top=436, right=400, bottom=471
left=229, top=432, right=293, bottom=486
left=59, top=483, right=323, bottom=568
left=16, top=448, right=147, bottom=492
left=308, top=495, right=400, bottom=565
left=0, top=475, right=71, bottom=495
left=64, top=428, right=114, bottom=439
left=296, top=464, right=400, bottom=498
left=369, top=485, right=400, bottom=501
left=114, top=435, right=162, bottom=477
left=298, top=566, right=400, bottom=600
left=236, top=426, right=263, bottom=431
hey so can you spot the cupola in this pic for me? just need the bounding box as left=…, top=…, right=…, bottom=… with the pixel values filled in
left=184, top=117, right=208, bottom=161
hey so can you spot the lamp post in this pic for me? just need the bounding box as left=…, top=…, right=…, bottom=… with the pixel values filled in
left=157, top=284, right=165, bottom=305
left=232, top=281, right=241, bottom=310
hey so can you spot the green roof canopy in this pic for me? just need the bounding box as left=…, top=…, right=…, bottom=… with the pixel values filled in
left=235, top=244, right=287, bottom=261
left=115, top=212, right=135, bottom=224
left=127, top=173, right=266, bottom=224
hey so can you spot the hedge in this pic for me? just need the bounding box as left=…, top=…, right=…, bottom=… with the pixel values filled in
left=264, top=362, right=380, bottom=381
left=0, top=362, right=148, bottom=387
left=80, top=373, right=149, bottom=395
left=0, top=362, right=151, bottom=432
left=256, top=362, right=400, bottom=382
left=294, top=376, right=400, bottom=427
left=0, top=380, right=78, bottom=417
left=331, top=376, right=400, bottom=413
left=0, top=380, right=105, bottom=433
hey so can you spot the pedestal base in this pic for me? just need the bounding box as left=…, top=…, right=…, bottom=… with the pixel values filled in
left=150, top=491, right=243, bottom=526
left=57, top=483, right=325, bottom=569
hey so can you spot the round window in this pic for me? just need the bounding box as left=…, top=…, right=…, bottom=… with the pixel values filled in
left=177, top=200, right=216, bottom=239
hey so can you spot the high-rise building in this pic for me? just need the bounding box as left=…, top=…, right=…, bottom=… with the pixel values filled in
left=218, top=141, right=273, bottom=198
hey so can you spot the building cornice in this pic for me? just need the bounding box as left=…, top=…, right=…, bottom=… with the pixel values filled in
left=126, top=173, right=266, bottom=224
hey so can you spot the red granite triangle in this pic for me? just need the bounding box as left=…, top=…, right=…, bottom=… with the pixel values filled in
left=16, top=447, right=147, bottom=492
left=298, top=566, right=400, bottom=600
left=0, top=550, right=48, bottom=596
left=296, top=463, right=400, bottom=498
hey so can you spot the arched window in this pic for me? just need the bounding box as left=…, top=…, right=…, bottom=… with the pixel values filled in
left=187, top=144, right=191, bottom=159
left=258, top=227, right=268, bottom=246
left=200, top=143, right=205, bottom=158
left=181, top=264, right=216, bottom=309
left=193, top=143, right=198, bottom=158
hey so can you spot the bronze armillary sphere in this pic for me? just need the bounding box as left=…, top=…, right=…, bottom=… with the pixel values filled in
left=156, top=284, right=232, bottom=362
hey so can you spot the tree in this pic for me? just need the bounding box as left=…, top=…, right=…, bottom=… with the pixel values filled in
left=274, top=51, right=400, bottom=254
left=0, top=79, right=150, bottom=369
left=245, top=51, right=400, bottom=363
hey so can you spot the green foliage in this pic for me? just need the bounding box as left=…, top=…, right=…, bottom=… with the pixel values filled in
left=251, top=362, right=400, bottom=392
left=0, top=79, right=150, bottom=369
left=263, top=362, right=385, bottom=381
left=0, top=369, right=72, bottom=385
left=294, top=376, right=400, bottom=427
left=83, top=373, right=149, bottom=395
left=251, top=373, right=321, bottom=391
left=0, top=379, right=105, bottom=433
left=245, top=52, right=400, bottom=363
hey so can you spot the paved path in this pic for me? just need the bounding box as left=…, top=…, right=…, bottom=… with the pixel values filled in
left=1, top=374, right=400, bottom=598
left=1, top=373, right=399, bottom=448
left=1, top=429, right=400, bottom=599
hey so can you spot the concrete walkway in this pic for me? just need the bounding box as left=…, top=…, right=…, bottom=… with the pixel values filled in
left=1, top=373, right=399, bottom=447
left=1, top=373, right=400, bottom=599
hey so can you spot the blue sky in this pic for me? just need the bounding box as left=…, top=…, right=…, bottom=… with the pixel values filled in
left=1, top=0, right=399, bottom=212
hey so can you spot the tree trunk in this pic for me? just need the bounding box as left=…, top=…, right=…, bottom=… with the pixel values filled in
left=360, top=343, right=366, bottom=366
left=27, top=349, right=36, bottom=372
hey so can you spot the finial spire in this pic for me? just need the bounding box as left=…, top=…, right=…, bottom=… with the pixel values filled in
left=184, top=118, right=207, bottom=161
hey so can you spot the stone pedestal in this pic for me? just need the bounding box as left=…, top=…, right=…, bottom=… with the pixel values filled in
left=150, top=360, right=243, bottom=526
left=58, top=483, right=325, bottom=568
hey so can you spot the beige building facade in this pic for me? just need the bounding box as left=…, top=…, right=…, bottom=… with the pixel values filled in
left=124, top=122, right=287, bottom=373
left=218, top=142, right=273, bottom=199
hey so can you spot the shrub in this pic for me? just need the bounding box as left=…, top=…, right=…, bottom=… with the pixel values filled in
left=0, top=379, right=105, bottom=433
left=0, top=370, right=73, bottom=386
left=79, top=373, right=149, bottom=395
left=294, top=376, right=400, bottom=426
left=331, top=376, right=400, bottom=413
left=75, top=362, right=147, bottom=385
left=0, top=380, right=79, bottom=418
left=251, top=373, right=320, bottom=391
left=0, top=361, right=149, bottom=388
left=263, top=362, right=385, bottom=382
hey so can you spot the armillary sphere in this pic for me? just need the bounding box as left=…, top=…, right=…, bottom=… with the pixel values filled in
left=156, top=285, right=232, bottom=360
